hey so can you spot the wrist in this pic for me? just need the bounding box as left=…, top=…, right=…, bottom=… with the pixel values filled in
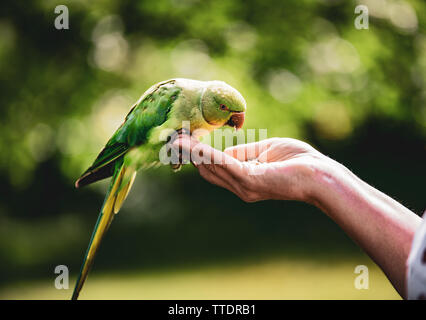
left=303, top=155, right=352, bottom=209
left=301, top=153, right=421, bottom=298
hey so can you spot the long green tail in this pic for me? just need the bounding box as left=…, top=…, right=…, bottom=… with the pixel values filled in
left=71, top=162, right=136, bottom=300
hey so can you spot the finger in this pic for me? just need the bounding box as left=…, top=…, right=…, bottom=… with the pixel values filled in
left=169, top=134, right=198, bottom=165
left=224, top=138, right=276, bottom=161
left=172, top=135, right=258, bottom=200
left=171, top=134, right=199, bottom=163
left=173, top=135, right=244, bottom=177
left=172, top=135, right=253, bottom=195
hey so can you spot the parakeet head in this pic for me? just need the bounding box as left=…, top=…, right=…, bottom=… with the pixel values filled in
left=200, top=81, right=246, bottom=130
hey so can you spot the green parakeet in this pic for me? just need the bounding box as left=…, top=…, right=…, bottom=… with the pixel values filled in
left=72, top=78, right=246, bottom=299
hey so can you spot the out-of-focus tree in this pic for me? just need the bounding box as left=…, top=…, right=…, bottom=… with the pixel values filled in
left=0, top=0, right=424, bottom=286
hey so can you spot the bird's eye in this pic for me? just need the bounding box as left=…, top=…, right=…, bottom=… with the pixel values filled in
left=220, top=104, right=227, bottom=110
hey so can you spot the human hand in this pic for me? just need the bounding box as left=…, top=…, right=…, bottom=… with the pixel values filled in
left=172, top=135, right=330, bottom=203
left=172, top=135, right=423, bottom=299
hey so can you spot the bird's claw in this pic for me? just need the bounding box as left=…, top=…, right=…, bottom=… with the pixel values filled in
left=176, top=128, right=191, bottom=136
left=168, top=128, right=191, bottom=171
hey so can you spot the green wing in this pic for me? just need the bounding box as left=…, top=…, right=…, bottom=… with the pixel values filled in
left=75, top=80, right=181, bottom=188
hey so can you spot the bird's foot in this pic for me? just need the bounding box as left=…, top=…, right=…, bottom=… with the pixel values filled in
left=168, top=128, right=191, bottom=172
left=176, top=128, right=190, bottom=136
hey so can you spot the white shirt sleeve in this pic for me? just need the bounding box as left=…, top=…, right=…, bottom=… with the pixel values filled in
left=406, top=211, right=426, bottom=300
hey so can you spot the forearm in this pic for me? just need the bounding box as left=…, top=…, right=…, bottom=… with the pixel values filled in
left=307, top=158, right=422, bottom=298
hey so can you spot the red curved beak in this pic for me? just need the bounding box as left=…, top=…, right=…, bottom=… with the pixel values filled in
left=226, top=112, right=245, bottom=130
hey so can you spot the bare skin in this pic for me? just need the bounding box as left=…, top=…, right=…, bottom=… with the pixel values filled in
left=173, top=135, right=422, bottom=298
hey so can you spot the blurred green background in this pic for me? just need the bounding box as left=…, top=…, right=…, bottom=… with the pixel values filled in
left=0, top=0, right=425, bottom=299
